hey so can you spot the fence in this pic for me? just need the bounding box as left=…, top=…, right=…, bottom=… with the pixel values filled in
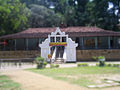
left=0, top=58, right=35, bottom=69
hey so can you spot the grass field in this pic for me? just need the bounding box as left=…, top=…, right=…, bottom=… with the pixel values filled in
left=28, top=66, right=120, bottom=87
left=0, top=74, right=21, bottom=90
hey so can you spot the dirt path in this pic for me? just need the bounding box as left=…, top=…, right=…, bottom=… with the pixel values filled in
left=1, top=70, right=89, bottom=90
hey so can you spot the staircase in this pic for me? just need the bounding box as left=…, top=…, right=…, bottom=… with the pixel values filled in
left=54, top=46, right=65, bottom=64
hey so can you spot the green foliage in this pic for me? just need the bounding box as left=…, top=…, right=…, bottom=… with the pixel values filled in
left=106, top=63, right=113, bottom=67
left=113, top=64, right=120, bottom=67
left=43, top=62, right=47, bottom=66
left=29, top=5, right=61, bottom=27
left=96, top=63, right=99, bottom=66
left=77, top=63, right=88, bottom=67
left=105, top=63, right=120, bottom=67
left=0, top=75, right=20, bottom=89
left=92, top=56, right=97, bottom=61
left=0, top=0, right=30, bottom=36
left=50, top=64, right=60, bottom=68
left=35, top=57, right=44, bottom=63
left=98, top=56, right=105, bottom=60
left=55, top=64, right=60, bottom=68
left=93, top=56, right=105, bottom=61
left=1, top=0, right=120, bottom=36
left=35, top=56, right=47, bottom=69
left=93, top=56, right=105, bottom=67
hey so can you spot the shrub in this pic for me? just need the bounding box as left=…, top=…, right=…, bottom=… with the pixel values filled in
left=96, top=63, right=99, bottom=66
left=50, top=64, right=60, bottom=68
left=55, top=64, right=59, bottom=68
left=35, top=56, right=47, bottom=69
left=77, top=63, right=88, bottom=67
left=93, top=56, right=105, bottom=67
left=92, top=56, right=97, bottom=61
left=113, top=64, right=120, bottom=67
left=98, top=56, right=105, bottom=60
left=106, top=63, right=112, bottom=67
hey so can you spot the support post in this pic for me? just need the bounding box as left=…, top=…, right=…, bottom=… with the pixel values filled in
left=0, top=59, right=2, bottom=69
left=81, top=37, right=84, bottom=49
left=14, top=39, right=16, bottom=51
left=48, top=35, right=50, bottom=43
left=95, top=37, right=98, bottom=49
left=26, top=39, right=28, bottom=50
left=108, top=37, right=111, bottom=49
left=55, top=36, right=56, bottom=42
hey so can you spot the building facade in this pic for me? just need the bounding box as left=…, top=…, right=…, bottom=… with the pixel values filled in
left=0, top=26, right=120, bottom=61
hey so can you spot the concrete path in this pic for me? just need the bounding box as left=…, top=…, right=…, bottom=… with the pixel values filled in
left=1, top=70, right=88, bottom=90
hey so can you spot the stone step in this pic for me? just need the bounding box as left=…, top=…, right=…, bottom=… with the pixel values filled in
left=54, top=59, right=64, bottom=64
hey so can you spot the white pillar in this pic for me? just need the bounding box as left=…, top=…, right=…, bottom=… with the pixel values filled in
left=48, top=35, right=50, bottom=43
left=55, top=36, right=56, bottom=42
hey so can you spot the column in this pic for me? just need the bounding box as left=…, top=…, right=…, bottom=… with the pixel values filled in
left=108, top=36, right=111, bottom=49
left=55, top=36, right=56, bottom=42
left=95, top=37, right=98, bottom=49
left=14, top=39, right=16, bottom=51
left=60, top=36, right=62, bottom=42
left=48, top=35, right=50, bottom=43
left=79, top=37, right=81, bottom=49
left=81, top=37, right=84, bottom=49
left=66, top=35, right=68, bottom=43
left=26, top=38, right=28, bottom=50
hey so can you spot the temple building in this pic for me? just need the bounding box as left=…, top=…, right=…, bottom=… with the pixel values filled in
left=0, top=26, right=120, bottom=62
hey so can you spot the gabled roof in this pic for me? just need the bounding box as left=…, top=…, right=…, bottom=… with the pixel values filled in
left=0, top=26, right=120, bottom=39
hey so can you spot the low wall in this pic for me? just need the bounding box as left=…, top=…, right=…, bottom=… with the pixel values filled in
left=0, top=50, right=40, bottom=59
left=77, top=49, right=120, bottom=61
left=0, top=50, right=120, bottom=61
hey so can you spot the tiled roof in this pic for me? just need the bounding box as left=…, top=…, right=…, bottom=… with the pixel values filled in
left=0, top=27, right=120, bottom=39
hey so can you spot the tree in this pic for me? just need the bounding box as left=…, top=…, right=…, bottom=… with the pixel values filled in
left=29, top=4, right=61, bottom=27
left=0, top=0, right=30, bottom=36
left=75, top=0, right=89, bottom=26
left=86, top=0, right=119, bottom=31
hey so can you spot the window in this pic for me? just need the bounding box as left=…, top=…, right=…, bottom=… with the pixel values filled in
left=97, top=37, right=108, bottom=49
left=50, top=37, right=55, bottom=42
left=113, top=37, right=119, bottom=49
left=84, top=37, right=95, bottom=49
left=28, top=38, right=39, bottom=50
left=62, top=37, right=66, bottom=42
left=16, top=39, right=26, bottom=50
left=56, top=37, right=60, bottom=42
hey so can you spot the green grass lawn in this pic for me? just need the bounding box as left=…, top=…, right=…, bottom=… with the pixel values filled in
left=28, top=66, right=120, bottom=87
left=0, top=74, right=21, bottom=90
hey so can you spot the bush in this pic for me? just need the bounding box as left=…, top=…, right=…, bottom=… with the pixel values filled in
left=106, top=63, right=112, bottom=67
left=113, top=64, right=120, bottom=67
left=35, top=56, right=47, bottom=69
left=98, top=56, right=105, bottom=60
left=93, top=56, right=105, bottom=67
left=50, top=64, right=60, bottom=68
left=96, top=63, right=99, bottom=66
left=55, top=64, right=59, bottom=68
left=77, top=63, right=88, bottom=67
